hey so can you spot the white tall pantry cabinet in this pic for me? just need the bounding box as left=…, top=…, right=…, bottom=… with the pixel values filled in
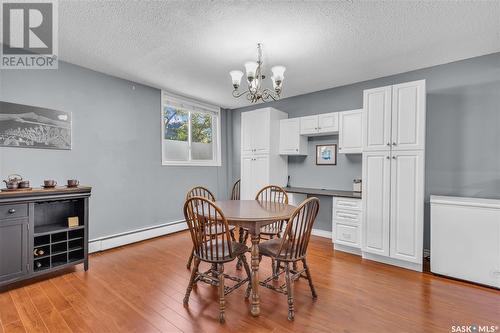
left=361, top=80, right=426, bottom=271
left=240, top=108, right=288, bottom=200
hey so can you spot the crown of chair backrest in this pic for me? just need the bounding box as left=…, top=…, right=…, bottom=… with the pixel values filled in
left=276, top=197, right=320, bottom=260
left=255, top=185, right=289, bottom=204
left=186, top=186, right=216, bottom=201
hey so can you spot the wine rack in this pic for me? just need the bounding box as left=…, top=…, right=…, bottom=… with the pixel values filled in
left=33, top=227, right=85, bottom=272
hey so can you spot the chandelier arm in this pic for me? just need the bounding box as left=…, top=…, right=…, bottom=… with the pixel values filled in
left=262, top=88, right=279, bottom=101
left=232, top=90, right=249, bottom=98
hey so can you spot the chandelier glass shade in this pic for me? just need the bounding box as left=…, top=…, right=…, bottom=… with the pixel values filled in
left=229, top=43, right=285, bottom=103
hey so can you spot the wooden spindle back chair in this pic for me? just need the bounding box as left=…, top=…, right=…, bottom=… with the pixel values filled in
left=185, top=186, right=235, bottom=269
left=255, top=185, right=289, bottom=239
left=183, top=196, right=251, bottom=323
left=230, top=179, right=240, bottom=200
left=258, top=197, right=320, bottom=321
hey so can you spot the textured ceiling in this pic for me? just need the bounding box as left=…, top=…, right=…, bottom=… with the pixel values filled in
left=58, top=1, right=500, bottom=108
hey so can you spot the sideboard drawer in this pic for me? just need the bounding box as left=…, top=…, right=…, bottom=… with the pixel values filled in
left=335, top=224, right=359, bottom=246
left=335, top=198, right=361, bottom=211
left=334, top=209, right=361, bottom=226
left=0, top=204, right=28, bottom=220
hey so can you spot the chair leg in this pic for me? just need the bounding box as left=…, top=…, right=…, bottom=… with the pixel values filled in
left=186, top=247, right=194, bottom=269
left=239, top=254, right=252, bottom=299
left=218, top=263, right=225, bottom=323
left=183, top=257, right=199, bottom=305
left=285, top=263, right=294, bottom=321
left=302, top=258, right=318, bottom=299
left=273, top=259, right=280, bottom=280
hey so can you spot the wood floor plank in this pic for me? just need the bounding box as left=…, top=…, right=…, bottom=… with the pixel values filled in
left=25, top=284, right=72, bottom=333
left=1, top=232, right=498, bottom=333
left=2, top=321, right=25, bottom=333
left=0, top=292, right=21, bottom=326
left=9, top=289, right=48, bottom=333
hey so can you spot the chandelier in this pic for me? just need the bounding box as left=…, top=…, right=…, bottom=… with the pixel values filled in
left=229, top=43, right=286, bottom=103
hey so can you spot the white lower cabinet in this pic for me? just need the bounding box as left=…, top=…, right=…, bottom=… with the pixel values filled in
left=361, top=150, right=424, bottom=271
left=241, top=155, right=270, bottom=200
left=332, top=197, right=362, bottom=254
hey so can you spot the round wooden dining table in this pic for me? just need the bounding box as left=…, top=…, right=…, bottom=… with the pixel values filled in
left=215, top=200, right=297, bottom=317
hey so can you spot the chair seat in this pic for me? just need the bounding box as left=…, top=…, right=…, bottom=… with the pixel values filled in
left=196, top=239, right=248, bottom=262
left=259, top=238, right=296, bottom=259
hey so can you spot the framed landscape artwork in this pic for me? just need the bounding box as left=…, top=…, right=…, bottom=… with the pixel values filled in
left=0, top=101, right=72, bottom=150
left=316, top=144, right=337, bottom=165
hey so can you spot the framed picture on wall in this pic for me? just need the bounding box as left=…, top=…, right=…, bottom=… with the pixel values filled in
left=316, top=144, right=337, bottom=165
left=0, top=101, right=72, bottom=150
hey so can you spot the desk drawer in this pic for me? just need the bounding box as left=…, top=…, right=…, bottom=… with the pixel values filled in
left=0, top=204, right=28, bottom=220
left=334, top=209, right=361, bottom=226
left=335, top=198, right=361, bottom=211
left=334, top=224, right=359, bottom=247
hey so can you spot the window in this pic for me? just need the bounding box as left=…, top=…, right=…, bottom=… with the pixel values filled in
left=162, top=92, right=221, bottom=166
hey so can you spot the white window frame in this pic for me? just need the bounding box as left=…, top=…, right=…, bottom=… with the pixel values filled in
left=161, top=92, right=222, bottom=166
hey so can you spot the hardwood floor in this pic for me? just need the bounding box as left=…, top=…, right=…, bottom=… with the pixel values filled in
left=1, top=231, right=498, bottom=333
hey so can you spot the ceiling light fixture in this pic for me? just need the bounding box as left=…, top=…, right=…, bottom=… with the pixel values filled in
left=229, top=43, right=285, bottom=103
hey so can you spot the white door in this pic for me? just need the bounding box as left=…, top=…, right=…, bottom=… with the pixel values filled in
left=300, top=115, right=318, bottom=135
left=279, top=118, right=300, bottom=154
left=252, top=110, right=270, bottom=154
left=363, top=86, right=392, bottom=151
left=240, top=156, right=254, bottom=199
left=389, top=150, right=424, bottom=263
left=339, top=109, right=363, bottom=154
left=391, top=80, right=426, bottom=151
left=241, top=112, right=255, bottom=155
left=362, top=151, right=391, bottom=256
left=318, top=112, right=339, bottom=133
left=252, top=155, right=270, bottom=198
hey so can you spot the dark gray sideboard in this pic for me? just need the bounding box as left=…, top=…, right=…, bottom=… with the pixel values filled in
left=0, top=186, right=91, bottom=288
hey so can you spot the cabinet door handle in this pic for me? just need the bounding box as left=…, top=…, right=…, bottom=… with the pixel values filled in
left=392, top=156, right=397, bottom=159
left=386, top=156, right=390, bottom=159
left=8, top=208, right=16, bottom=214
left=392, top=142, right=397, bottom=146
left=387, top=142, right=391, bottom=146
left=295, top=149, right=298, bottom=152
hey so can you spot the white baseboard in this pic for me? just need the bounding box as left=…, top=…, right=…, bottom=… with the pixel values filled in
left=334, top=243, right=362, bottom=256
left=88, top=220, right=187, bottom=253
left=362, top=252, right=423, bottom=272
left=311, top=228, right=332, bottom=239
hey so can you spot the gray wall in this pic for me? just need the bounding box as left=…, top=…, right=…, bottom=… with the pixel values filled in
left=0, top=62, right=230, bottom=240
left=229, top=52, right=500, bottom=248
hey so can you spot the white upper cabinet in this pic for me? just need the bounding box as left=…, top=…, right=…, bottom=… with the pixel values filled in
left=391, top=80, right=426, bottom=151
left=389, top=150, right=424, bottom=263
left=363, top=80, right=426, bottom=152
left=318, top=112, right=339, bottom=133
left=299, top=115, right=318, bottom=135
left=338, top=109, right=363, bottom=154
left=363, top=86, right=392, bottom=151
left=279, top=118, right=308, bottom=155
left=300, top=112, right=339, bottom=136
left=241, top=109, right=271, bottom=155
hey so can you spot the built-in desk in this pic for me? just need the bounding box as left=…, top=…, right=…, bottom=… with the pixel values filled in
left=284, top=186, right=362, bottom=255
left=284, top=186, right=361, bottom=199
